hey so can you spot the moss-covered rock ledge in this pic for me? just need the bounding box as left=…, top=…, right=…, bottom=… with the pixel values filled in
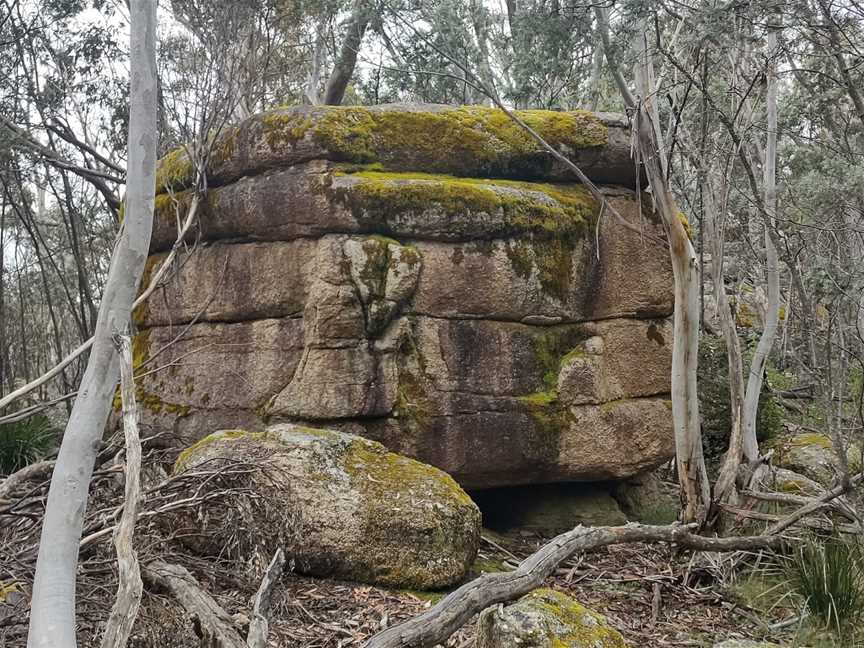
left=154, top=103, right=637, bottom=193
left=169, top=424, right=481, bottom=590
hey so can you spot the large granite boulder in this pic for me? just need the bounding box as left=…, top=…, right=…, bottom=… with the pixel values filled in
left=170, top=424, right=480, bottom=589
left=132, top=104, right=675, bottom=489
left=476, top=589, right=628, bottom=648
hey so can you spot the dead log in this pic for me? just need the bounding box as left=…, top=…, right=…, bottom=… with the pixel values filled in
left=143, top=561, right=245, bottom=648
left=100, top=334, right=144, bottom=648
left=246, top=549, right=286, bottom=648
left=363, top=522, right=783, bottom=648
left=0, top=460, right=53, bottom=503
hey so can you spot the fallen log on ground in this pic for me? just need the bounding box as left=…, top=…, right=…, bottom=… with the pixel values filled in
left=143, top=561, right=245, bottom=648
left=363, top=522, right=784, bottom=648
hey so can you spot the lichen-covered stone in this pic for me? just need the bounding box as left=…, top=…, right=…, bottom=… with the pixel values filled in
left=770, top=432, right=861, bottom=486
left=476, top=588, right=628, bottom=648
left=612, top=471, right=680, bottom=524
left=154, top=104, right=636, bottom=194
left=171, top=424, right=481, bottom=590
left=138, top=104, right=675, bottom=492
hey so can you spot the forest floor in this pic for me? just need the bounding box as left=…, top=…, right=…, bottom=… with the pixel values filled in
left=265, top=531, right=803, bottom=648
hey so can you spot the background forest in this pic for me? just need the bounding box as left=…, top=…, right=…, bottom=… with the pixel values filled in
left=2, top=0, right=864, bottom=646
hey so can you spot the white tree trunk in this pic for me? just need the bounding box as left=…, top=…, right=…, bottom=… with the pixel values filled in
left=27, top=3, right=158, bottom=646
left=633, top=33, right=710, bottom=524
left=706, top=174, right=747, bottom=505
left=740, top=25, right=781, bottom=463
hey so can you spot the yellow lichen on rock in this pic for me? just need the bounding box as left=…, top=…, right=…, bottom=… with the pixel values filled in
left=167, top=424, right=480, bottom=590
left=153, top=104, right=611, bottom=193
left=476, top=587, right=629, bottom=648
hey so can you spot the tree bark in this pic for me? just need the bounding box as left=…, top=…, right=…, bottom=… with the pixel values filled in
left=633, top=32, right=710, bottom=525
left=26, top=2, right=158, bottom=646
left=706, top=174, right=747, bottom=505
left=246, top=549, right=286, bottom=648
left=323, top=0, right=373, bottom=105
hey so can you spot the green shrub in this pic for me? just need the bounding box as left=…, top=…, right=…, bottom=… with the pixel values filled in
left=786, top=535, right=864, bottom=639
left=0, top=414, right=57, bottom=475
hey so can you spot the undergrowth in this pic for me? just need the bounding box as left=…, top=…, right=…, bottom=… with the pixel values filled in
left=785, top=534, right=864, bottom=641
left=0, top=414, right=57, bottom=474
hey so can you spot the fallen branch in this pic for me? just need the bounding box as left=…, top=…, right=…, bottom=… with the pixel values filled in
left=719, top=502, right=862, bottom=534
left=100, top=334, right=144, bottom=648
left=0, top=461, right=54, bottom=503
left=143, top=561, right=244, bottom=648
left=247, top=548, right=286, bottom=648
left=363, top=522, right=783, bottom=648
left=766, top=470, right=864, bottom=535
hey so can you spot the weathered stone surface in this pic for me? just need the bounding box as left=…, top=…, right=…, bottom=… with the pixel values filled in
left=155, top=104, right=638, bottom=195
left=556, top=398, right=676, bottom=481
left=612, top=471, right=679, bottom=524
left=761, top=467, right=824, bottom=497
left=171, top=425, right=481, bottom=589
left=137, top=104, right=676, bottom=491
left=150, top=175, right=672, bottom=322
left=138, top=239, right=314, bottom=327
left=476, top=588, right=628, bottom=648
left=557, top=318, right=672, bottom=405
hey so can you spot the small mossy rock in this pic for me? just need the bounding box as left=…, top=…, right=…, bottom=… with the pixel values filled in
left=476, top=589, right=628, bottom=648
left=762, top=467, right=823, bottom=497
left=769, top=432, right=861, bottom=486
left=171, top=424, right=481, bottom=589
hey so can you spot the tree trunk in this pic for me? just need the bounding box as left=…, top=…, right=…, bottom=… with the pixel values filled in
left=633, top=33, right=711, bottom=525
left=26, top=2, right=158, bottom=646
left=706, top=174, right=747, bottom=505
left=323, top=0, right=373, bottom=106
left=740, top=22, right=781, bottom=463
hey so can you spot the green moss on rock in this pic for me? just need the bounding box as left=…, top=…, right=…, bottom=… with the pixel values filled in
left=337, top=169, right=596, bottom=243
left=170, top=424, right=480, bottom=590
left=477, top=588, right=628, bottom=648
left=154, top=105, right=610, bottom=193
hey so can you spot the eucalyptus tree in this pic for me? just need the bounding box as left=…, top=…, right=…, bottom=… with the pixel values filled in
left=27, top=2, right=158, bottom=646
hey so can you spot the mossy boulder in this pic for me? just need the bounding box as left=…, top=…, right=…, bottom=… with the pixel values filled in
left=769, top=432, right=861, bottom=486
left=154, top=103, right=636, bottom=194
left=170, top=424, right=481, bottom=589
left=476, top=588, right=628, bottom=648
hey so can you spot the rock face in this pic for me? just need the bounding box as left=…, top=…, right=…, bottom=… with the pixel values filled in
left=476, top=589, right=628, bottom=648
left=171, top=424, right=481, bottom=589
left=134, top=103, right=675, bottom=489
